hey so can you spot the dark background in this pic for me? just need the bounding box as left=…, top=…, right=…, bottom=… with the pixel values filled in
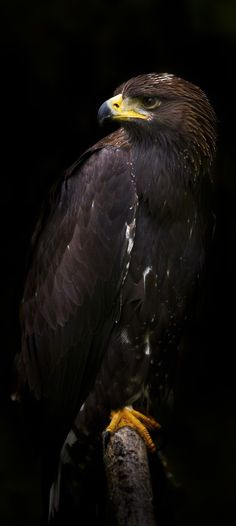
left=0, top=0, right=236, bottom=524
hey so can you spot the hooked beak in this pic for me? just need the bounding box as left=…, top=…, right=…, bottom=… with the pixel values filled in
left=98, top=93, right=149, bottom=125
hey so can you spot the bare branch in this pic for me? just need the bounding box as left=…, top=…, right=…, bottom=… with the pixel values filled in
left=103, top=426, right=157, bottom=526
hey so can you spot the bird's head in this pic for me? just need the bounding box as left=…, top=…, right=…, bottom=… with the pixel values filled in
left=98, top=73, right=216, bottom=168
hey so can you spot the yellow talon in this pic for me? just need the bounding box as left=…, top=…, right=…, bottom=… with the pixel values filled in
left=106, top=407, right=161, bottom=452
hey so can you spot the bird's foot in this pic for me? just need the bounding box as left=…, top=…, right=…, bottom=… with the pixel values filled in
left=105, top=407, right=161, bottom=452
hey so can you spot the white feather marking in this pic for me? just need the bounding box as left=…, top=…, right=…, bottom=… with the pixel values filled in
left=125, top=219, right=136, bottom=255
left=143, top=266, right=152, bottom=291
left=65, top=430, right=77, bottom=447
left=144, top=332, right=151, bottom=356
left=143, top=266, right=152, bottom=279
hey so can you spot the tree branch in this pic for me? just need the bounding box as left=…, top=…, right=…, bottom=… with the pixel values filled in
left=103, top=426, right=157, bottom=526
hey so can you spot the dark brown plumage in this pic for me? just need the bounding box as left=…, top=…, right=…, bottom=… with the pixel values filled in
left=16, top=73, right=216, bottom=520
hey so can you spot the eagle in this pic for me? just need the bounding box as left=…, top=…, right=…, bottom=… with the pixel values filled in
left=16, top=73, right=216, bottom=521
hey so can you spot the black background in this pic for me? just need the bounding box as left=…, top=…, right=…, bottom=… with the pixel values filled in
left=0, top=1, right=236, bottom=524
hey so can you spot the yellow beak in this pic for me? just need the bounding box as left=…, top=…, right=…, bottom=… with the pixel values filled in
left=98, top=93, right=149, bottom=124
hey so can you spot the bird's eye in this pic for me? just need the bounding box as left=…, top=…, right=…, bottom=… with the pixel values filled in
left=141, top=97, right=161, bottom=110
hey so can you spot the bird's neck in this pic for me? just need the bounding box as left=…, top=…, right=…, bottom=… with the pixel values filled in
left=130, top=137, right=204, bottom=217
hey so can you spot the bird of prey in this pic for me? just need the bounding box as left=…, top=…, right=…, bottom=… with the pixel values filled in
left=16, top=73, right=216, bottom=520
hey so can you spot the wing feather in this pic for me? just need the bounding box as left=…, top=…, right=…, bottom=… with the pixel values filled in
left=19, top=137, right=137, bottom=433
